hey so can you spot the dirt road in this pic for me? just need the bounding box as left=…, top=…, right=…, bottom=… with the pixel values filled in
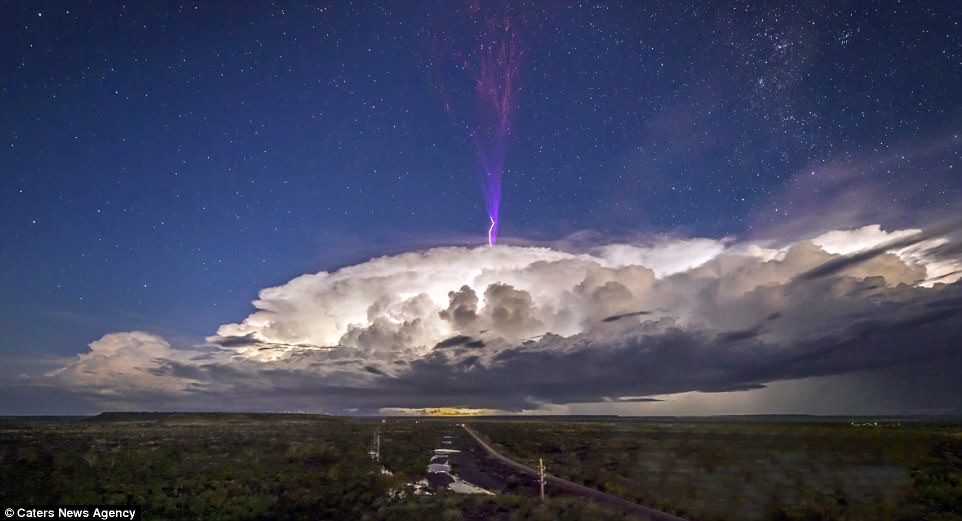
left=462, top=424, right=689, bottom=521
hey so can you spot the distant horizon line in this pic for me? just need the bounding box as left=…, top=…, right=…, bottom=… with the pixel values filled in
left=3, top=411, right=960, bottom=421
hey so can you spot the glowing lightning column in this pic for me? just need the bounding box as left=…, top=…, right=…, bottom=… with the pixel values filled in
left=474, top=13, right=520, bottom=247
left=435, top=8, right=522, bottom=246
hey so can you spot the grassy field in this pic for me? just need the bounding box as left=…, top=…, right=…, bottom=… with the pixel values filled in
left=0, top=413, right=632, bottom=520
left=3, top=414, right=959, bottom=520
left=469, top=418, right=962, bottom=520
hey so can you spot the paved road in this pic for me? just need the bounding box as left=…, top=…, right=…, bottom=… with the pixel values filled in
left=462, top=424, right=689, bottom=521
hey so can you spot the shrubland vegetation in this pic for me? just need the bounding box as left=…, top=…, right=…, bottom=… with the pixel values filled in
left=0, top=414, right=633, bottom=520
left=469, top=418, right=962, bottom=520
left=5, top=413, right=958, bottom=520
left=2, top=413, right=387, bottom=519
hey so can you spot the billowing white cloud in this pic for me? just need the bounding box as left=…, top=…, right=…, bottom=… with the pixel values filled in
left=37, top=224, right=962, bottom=413
left=811, top=224, right=919, bottom=255
left=47, top=332, right=197, bottom=395
left=210, top=225, right=954, bottom=356
left=212, top=241, right=721, bottom=354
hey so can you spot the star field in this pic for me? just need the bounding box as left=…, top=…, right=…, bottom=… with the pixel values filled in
left=1, top=1, right=960, bottom=362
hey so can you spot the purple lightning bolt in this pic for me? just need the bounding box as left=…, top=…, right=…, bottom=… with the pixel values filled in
left=433, top=4, right=524, bottom=246
left=472, top=12, right=521, bottom=246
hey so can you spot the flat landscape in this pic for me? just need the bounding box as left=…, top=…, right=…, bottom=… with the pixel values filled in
left=467, top=417, right=962, bottom=520
left=2, top=414, right=960, bottom=520
left=0, top=414, right=632, bottom=520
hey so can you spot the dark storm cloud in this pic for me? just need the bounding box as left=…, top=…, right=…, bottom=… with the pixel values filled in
left=364, top=365, right=388, bottom=376
left=716, top=327, right=762, bottom=344
left=133, top=277, right=959, bottom=414
left=715, top=312, right=780, bottom=344
left=797, top=220, right=962, bottom=282
left=208, top=333, right=261, bottom=348
left=365, top=281, right=962, bottom=410
left=32, top=226, right=962, bottom=415
left=207, top=333, right=332, bottom=352
left=434, top=335, right=486, bottom=349
left=601, top=310, right=652, bottom=322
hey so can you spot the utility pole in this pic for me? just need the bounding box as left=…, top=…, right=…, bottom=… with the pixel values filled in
left=539, top=458, right=545, bottom=501
left=371, top=429, right=381, bottom=462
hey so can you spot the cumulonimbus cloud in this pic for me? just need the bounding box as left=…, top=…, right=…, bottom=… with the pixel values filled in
left=42, top=224, right=962, bottom=413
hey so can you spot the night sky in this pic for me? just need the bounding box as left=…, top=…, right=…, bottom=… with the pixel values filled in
left=2, top=2, right=960, bottom=415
